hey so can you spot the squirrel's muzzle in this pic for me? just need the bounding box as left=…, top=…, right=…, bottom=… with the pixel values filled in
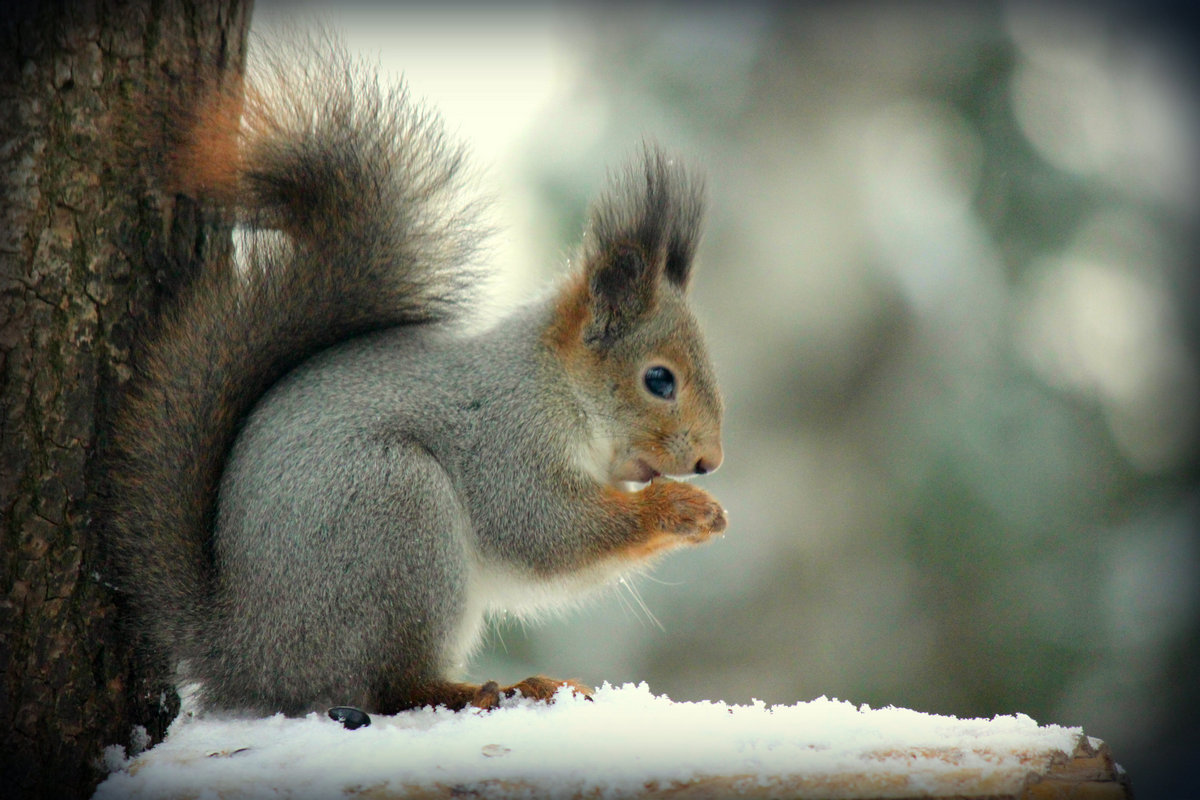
left=693, top=443, right=723, bottom=476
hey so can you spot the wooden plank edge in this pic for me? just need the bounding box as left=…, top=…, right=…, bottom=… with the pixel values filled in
left=1020, top=736, right=1133, bottom=800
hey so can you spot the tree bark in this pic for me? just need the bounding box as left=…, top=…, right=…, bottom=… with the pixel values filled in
left=0, top=1, right=250, bottom=797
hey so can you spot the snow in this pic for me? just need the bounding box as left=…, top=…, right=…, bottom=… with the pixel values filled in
left=94, top=682, right=1084, bottom=799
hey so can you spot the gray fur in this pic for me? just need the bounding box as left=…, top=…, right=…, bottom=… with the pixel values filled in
left=108, top=32, right=723, bottom=715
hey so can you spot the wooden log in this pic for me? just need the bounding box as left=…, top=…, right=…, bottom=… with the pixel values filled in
left=1022, top=737, right=1132, bottom=800
left=303, top=734, right=1131, bottom=799
left=94, top=685, right=1133, bottom=799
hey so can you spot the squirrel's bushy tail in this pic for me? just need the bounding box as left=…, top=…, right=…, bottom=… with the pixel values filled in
left=107, top=32, right=484, bottom=663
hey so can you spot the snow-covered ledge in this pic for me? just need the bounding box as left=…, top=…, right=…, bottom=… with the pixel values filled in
left=94, top=682, right=1129, bottom=799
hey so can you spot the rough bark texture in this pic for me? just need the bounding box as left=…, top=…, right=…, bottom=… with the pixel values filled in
left=0, top=1, right=250, bottom=797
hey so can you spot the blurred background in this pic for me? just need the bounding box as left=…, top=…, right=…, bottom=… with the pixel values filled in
left=258, top=2, right=1198, bottom=795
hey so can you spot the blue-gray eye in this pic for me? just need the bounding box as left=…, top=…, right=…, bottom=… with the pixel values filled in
left=643, top=366, right=676, bottom=400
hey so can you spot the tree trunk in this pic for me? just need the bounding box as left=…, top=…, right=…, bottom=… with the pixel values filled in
left=0, top=1, right=250, bottom=797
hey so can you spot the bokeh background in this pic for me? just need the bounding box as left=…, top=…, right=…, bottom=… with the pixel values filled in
left=258, top=2, right=1199, bottom=795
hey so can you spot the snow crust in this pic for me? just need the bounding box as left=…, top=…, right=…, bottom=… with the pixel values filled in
left=94, top=682, right=1083, bottom=799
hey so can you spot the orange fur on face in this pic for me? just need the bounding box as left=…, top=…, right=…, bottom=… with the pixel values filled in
left=543, top=271, right=591, bottom=360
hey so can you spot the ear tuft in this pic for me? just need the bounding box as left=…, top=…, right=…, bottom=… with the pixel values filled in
left=583, top=144, right=706, bottom=292
left=577, top=144, right=706, bottom=347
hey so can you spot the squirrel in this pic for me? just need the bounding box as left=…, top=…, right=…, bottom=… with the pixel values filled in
left=107, top=33, right=726, bottom=717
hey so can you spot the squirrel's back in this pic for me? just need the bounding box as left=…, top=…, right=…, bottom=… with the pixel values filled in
left=107, top=33, right=486, bottom=669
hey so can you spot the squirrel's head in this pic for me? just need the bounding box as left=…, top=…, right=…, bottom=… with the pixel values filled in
left=547, top=146, right=723, bottom=486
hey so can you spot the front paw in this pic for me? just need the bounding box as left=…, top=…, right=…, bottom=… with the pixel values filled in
left=640, top=479, right=727, bottom=542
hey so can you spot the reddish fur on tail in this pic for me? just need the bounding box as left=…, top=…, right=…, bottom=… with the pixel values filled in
left=168, top=79, right=247, bottom=203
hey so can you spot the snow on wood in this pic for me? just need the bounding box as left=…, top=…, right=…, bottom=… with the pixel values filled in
left=93, top=682, right=1128, bottom=799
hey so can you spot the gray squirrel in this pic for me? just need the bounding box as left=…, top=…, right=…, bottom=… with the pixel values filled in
left=108, top=34, right=726, bottom=716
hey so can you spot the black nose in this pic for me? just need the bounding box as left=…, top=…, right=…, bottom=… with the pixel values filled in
left=694, top=446, right=723, bottom=475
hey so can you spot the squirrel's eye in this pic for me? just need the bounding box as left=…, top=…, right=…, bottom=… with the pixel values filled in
left=643, top=366, right=676, bottom=400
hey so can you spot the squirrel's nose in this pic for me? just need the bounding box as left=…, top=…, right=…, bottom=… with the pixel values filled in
left=693, top=445, right=723, bottom=475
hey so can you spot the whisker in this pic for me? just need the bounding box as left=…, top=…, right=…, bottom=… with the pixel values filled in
left=619, top=575, right=665, bottom=632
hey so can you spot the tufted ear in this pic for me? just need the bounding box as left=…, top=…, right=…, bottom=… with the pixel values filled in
left=577, top=144, right=706, bottom=346
left=583, top=242, right=658, bottom=346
